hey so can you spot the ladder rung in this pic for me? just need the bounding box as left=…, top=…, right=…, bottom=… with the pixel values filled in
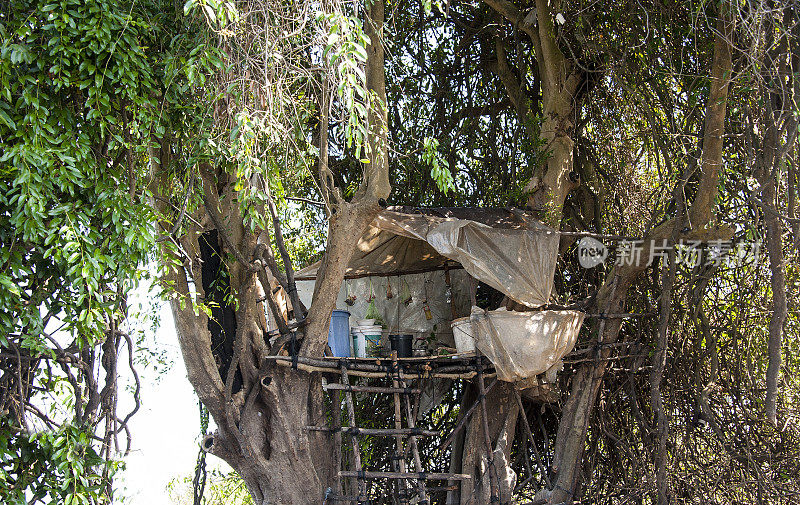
left=323, top=495, right=362, bottom=502
left=339, top=471, right=472, bottom=481
left=323, top=383, right=421, bottom=395
left=306, top=426, right=438, bottom=437
left=423, top=485, right=459, bottom=492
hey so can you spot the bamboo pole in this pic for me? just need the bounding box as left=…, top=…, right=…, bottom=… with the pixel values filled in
left=267, top=355, right=489, bottom=380
left=390, top=352, right=409, bottom=504
left=332, top=389, right=343, bottom=496
left=323, top=382, right=421, bottom=395
left=338, top=471, right=472, bottom=481
left=340, top=364, right=366, bottom=501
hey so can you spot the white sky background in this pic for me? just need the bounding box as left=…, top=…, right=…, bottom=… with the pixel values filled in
left=117, top=287, right=230, bottom=504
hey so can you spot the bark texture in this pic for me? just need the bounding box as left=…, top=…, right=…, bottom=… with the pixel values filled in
left=459, top=382, right=519, bottom=505
left=547, top=10, right=734, bottom=504
left=460, top=1, right=584, bottom=499
left=150, top=2, right=391, bottom=499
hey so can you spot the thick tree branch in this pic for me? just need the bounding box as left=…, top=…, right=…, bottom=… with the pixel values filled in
left=266, top=195, right=305, bottom=319
left=362, top=0, right=391, bottom=201
left=199, top=163, right=258, bottom=272
left=483, top=0, right=540, bottom=51
left=549, top=8, right=734, bottom=502
left=534, top=0, right=567, bottom=96
left=149, top=143, right=226, bottom=419
left=689, top=13, right=734, bottom=228
left=301, top=0, right=389, bottom=356
left=493, top=36, right=529, bottom=119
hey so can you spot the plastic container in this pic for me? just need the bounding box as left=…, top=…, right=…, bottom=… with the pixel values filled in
left=451, top=317, right=477, bottom=354
left=360, top=325, right=383, bottom=357
left=352, top=330, right=367, bottom=358
left=328, top=310, right=351, bottom=357
left=389, top=334, right=413, bottom=358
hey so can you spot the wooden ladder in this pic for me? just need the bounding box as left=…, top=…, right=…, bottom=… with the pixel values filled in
left=314, top=352, right=472, bottom=504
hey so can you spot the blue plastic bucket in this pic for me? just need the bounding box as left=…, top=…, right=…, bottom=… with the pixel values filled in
left=328, top=310, right=351, bottom=357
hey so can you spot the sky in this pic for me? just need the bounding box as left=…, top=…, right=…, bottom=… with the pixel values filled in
left=116, top=294, right=230, bottom=504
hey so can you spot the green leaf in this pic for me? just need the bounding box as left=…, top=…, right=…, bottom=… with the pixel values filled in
left=183, top=0, right=197, bottom=15
left=0, top=109, right=14, bottom=129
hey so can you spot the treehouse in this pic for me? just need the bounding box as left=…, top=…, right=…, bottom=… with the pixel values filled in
left=265, top=207, right=587, bottom=504
left=292, top=206, right=584, bottom=383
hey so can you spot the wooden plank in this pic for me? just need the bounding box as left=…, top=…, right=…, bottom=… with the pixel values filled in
left=338, top=471, right=472, bottom=481
left=306, top=426, right=438, bottom=437
left=323, top=382, right=421, bottom=395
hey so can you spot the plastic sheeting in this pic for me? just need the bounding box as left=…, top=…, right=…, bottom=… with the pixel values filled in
left=296, top=208, right=560, bottom=308
left=465, top=307, right=585, bottom=382
left=292, top=207, right=583, bottom=383
left=296, top=269, right=473, bottom=347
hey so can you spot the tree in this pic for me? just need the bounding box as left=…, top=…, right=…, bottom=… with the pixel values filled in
left=0, top=0, right=175, bottom=502
left=2, top=0, right=799, bottom=504
left=147, top=0, right=393, bottom=502
left=0, top=0, right=238, bottom=502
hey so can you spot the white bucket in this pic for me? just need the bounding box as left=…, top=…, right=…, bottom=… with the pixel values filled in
left=352, top=330, right=367, bottom=358
left=450, top=318, right=476, bottom=354
left=354, top=325, right=382, bottom=356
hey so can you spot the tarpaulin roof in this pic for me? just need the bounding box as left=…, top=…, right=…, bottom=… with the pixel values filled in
left=296, top=207, right=560, bottom=308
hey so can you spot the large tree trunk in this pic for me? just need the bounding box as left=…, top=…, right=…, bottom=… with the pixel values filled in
left=150, top=2, right=392, bottom=502
left=150, top=156, right=337, bottom=503
left=458, top=381, right=520, bottom=505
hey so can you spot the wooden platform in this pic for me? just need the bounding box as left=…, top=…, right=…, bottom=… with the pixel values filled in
left=264, top=353, right=494, bottom=379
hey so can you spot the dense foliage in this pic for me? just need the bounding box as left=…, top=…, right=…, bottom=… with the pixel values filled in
left=0, top=0, right=798, bottom=503
left=0, top=0, right=216, bottom=502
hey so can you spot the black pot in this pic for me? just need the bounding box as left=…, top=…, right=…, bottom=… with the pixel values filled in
left=389, top=334, right=413, bottom=358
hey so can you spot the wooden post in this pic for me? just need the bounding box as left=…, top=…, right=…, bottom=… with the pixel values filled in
left=332, top=389, right=343, bottom=496
left=477, top=363, right=500, bottom=503
left=468, top=275, right=478, bottom=308
left=340, top=364, right=366, bottom=502
left=390, top=351, right=409, bottom=504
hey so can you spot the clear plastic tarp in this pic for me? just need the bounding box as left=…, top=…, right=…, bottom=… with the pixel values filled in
left=464, top=307, right=585, bottom=382
left=293, top=207, right=585, bottom=383
left=296, top=208, right=560, bottom=308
